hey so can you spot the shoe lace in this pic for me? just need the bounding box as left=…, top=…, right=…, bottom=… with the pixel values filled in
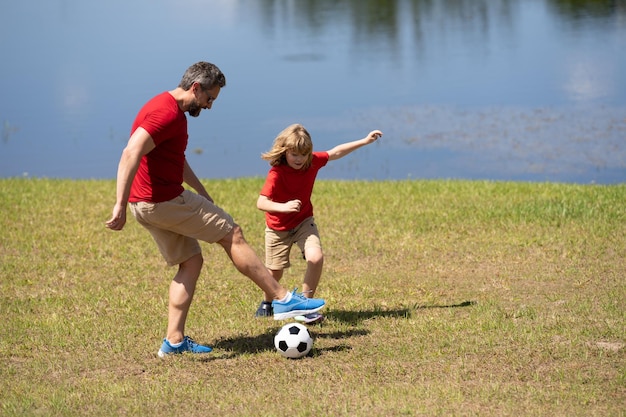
left=293, top=287, right=314, bottom=299
left=183, top=336, right=197, bottom=347
left=291, top=288, right=304, bottom=300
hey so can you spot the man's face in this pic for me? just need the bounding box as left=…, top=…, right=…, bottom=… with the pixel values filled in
left=189, top=84, right=221, bottom=117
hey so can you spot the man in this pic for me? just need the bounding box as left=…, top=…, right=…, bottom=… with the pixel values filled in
left=106, top=61, right=325, bottom=357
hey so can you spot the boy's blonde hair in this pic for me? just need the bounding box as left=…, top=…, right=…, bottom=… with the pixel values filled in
left=261, top=124, right=314, bottom=168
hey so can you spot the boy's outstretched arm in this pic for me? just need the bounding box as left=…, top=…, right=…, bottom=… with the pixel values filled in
left=326, top=130, right=383, bottom=161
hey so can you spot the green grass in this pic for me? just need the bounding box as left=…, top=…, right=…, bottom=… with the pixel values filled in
left=0, top=178, right=624, bottom=416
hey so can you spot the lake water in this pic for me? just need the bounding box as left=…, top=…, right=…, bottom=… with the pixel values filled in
left=1, top=0, right=625, bottom=183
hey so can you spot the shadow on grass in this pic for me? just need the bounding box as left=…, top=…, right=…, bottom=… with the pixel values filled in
left=211, top=329, right=276, bottom=355
left=328, top=301, right=475, bottom=325
left=200, top=326, right=370, bottom=360
left=310, top=343, right=354, bottom=357
left=198, top=301, right=476, bottom=360
left=413, top=300, right=477, bottom=310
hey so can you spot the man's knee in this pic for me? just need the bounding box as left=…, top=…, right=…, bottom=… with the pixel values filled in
left=229, top=224, right=247, bottom=243
left=180, top=253, right=204, bottom=272
left=218, top=224, right=248, bottom=249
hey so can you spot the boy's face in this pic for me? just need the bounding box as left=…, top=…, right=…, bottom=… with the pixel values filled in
left=285, top=150, right=308, bottom=170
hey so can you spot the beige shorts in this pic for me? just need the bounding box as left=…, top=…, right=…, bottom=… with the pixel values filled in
left=265, top=217, right=322, bottom=270
left=130, top=190, right=234, bottom=266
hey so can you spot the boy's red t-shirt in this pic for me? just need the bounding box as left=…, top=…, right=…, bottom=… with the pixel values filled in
left=128, top=92, right=188, bottom=203
left=260, top=152, right=329, bottom=231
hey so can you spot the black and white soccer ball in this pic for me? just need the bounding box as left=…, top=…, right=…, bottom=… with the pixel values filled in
left=274, top=323, right=313, bottom=359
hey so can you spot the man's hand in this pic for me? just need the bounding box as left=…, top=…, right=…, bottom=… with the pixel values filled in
left=106, top=204, right=127, bottom=231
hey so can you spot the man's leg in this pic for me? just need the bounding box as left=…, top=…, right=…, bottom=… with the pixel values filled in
left=264, top=269, right=283, bottom=301
left=219, top=224, right=325, bottom=320
left=166, top=253, right=203, bottom=344
left=218, top=225, right=287, bottom=299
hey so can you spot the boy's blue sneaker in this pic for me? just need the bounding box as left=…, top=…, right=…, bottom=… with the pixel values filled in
left=157, top=336, right=213, bottom=358
left=272, top=289, right=325, bottom=320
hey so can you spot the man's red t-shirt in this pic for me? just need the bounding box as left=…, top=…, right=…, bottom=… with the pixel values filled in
left=129, top=92, right=188, bottom=203
left=260, top=152, right=329, bottom=231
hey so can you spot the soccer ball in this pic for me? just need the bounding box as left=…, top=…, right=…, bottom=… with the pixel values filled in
left=274, top=323, right=313, bottom=359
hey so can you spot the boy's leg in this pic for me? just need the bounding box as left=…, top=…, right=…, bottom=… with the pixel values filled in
left=264, top=227, right=292, bottom=299
left=294, top=219, right=324, bottom=298
left=295, top=219, right=325, bottom=324
left=295, top=248, right=325, bottom=323
left=302, top=246, right=323, bottom=298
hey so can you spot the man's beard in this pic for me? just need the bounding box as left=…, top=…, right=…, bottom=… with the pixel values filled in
left=188, top=102, right=201, bottom=117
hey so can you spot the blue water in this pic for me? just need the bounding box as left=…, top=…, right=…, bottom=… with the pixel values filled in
left=1, top=0, right=625, bottom=183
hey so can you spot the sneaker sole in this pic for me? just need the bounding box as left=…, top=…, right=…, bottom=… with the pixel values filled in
left=294, top=315, right=325, bottom=324
left=157, top=347, right=213, bottom=357
left=273, top=305, right=323, bottom=320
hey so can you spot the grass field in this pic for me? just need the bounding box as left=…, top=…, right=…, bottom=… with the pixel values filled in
left=0, top=178, right=624, bottom=416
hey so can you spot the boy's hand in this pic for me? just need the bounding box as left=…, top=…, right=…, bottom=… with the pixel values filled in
left=283, top=199, right=302, bottom=213
left=366, top=130, right=383, bottom=143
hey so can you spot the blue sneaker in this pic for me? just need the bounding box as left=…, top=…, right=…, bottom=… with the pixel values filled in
left=272, top=289, right=325, bottom=320
left=157, top=336, right=213, bottom=357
